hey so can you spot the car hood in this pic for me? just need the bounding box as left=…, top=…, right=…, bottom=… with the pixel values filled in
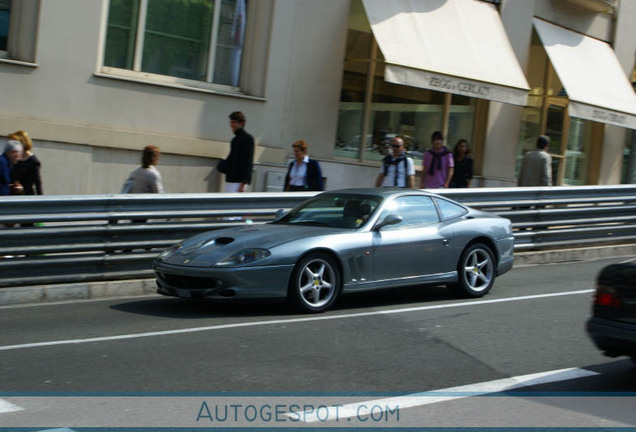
left=157, top=223, right=339, bottom=267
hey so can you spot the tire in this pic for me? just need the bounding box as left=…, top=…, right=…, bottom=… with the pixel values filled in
left=288, top=252, right=341, bottom=313
left=449, top=243, right=495, bottom=298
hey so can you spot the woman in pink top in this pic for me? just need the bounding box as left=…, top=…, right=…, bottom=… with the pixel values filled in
left=421, top=131, right=454, bottom=189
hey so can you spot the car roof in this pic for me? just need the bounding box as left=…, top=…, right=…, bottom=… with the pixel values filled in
left=319, top=188, right=438, bottom=199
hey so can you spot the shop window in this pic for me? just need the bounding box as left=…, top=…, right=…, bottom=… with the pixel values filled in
left=335, top=3, right=478, bottom=169
left=621, top=69, right=636, bottom=184
left=622, top=127, right=636, bottom=184
left=448, top=95, right=477, bottom=153
left=365, top=75, right=444, bottom=165
left=0, top=0, right=39, bottom=63
left=104, top=0, right=248, bottom=87
left=564, top=117, right=592, bottom=185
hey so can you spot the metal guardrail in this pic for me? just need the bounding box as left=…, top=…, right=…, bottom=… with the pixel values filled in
left=1, top=186, right=636, bottom=288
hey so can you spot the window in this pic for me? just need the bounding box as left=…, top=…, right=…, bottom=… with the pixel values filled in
left=379, top=195, right=439, bottom=230
left=278, top=194, right=381, bottom=230
left=0, top=0, right=9, bottom=53
left=0, top=0, right=39, bottom=63
left=104, top=0, right=248, bottom=87
left=434, top=197, right=467, bottom=221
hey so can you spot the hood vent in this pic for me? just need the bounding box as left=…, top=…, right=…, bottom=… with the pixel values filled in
left=215, top=237, right=234, bottom=245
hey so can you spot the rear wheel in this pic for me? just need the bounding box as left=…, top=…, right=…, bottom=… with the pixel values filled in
left=449, top=243, right=495, bottom=298
left=288, top=252, right=341, bottom=313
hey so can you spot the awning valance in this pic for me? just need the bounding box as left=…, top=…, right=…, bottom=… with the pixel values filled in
left=533, top=18, right=636, bottom=129
left=362, top=0, right=530, bottom=106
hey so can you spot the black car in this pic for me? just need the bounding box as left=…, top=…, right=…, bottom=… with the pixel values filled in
left=587, top=263, right=636, bottom=363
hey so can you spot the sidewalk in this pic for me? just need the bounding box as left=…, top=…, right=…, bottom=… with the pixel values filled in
left=1, top=244, right=635, bottom=307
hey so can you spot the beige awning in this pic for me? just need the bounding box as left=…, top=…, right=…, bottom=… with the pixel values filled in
left=533, top=18, right=636, bottom=129
left=362, top=0, right=530, bottom=106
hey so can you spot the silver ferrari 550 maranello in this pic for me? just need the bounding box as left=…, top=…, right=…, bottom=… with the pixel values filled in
left=154, top=188, right=514, bottom=313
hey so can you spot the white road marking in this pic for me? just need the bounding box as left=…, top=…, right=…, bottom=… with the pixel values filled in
left=0, top=398, right=23, bottom=414
left=297, top=367, right=600, bottom=423
left=0, top=289, right=593, bottom=352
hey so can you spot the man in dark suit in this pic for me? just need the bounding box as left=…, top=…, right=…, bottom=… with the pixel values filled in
left=224, top=111, right=254, bottom=192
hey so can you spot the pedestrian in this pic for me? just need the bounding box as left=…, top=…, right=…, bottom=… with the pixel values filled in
left=9, top=130, right=43, bottom=196
left=117, top=145, right=164, bottom=236
left=0, top=140, right=24, bottom=196
left=421, top=131, right=454, bottom=189
left=284, top=140, right=324, bottom=191
left=449, top=139, right=473, bottom=188
left=518, top=135, right=552, bottom=186
left=375, top=137, right=415, bottom=188
left=121, top=145, right=164, bottom=194
left=220, top=111, right=254, bottom=192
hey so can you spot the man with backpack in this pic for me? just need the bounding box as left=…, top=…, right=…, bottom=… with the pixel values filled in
left=375, top=137, right=415, bottom=188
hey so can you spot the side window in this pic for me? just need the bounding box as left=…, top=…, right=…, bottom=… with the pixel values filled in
left=104, top=0, right=249, bottom=87
left=379, top=195, right=439, bottom=230
left=435, top=197, right=468, bottom=220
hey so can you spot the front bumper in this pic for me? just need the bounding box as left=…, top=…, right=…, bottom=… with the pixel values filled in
left=154, top=261, right=295, bottom=300
left=586, top=316, right=636, bottom=357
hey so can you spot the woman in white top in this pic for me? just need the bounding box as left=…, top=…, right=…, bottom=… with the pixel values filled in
left=284, top=140, right=324, bottom=191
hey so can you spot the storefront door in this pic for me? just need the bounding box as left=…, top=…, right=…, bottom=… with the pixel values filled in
left=542, top=99, right=598, bottom=186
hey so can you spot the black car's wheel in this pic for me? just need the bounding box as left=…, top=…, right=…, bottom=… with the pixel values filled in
left=288, top=252, right=341, bottom=313
left=449, top=242, right=495, bottom=298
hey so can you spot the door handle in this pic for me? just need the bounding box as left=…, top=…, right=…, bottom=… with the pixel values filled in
left=442, top=239, right=450, bottom=246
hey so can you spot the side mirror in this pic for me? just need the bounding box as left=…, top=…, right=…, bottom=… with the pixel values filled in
left=374, top=214, right=402, bottom=231
left=274, top=209, right=287, bottom=220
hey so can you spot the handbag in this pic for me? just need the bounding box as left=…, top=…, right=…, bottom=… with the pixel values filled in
left=217, top=159, right=228, bottom=174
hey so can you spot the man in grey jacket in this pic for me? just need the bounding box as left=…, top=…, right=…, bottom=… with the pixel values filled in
left=518, top=135, right=552, bottom=186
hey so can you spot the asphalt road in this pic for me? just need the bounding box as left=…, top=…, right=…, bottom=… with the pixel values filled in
left=1, top=256, right=636, bottom=429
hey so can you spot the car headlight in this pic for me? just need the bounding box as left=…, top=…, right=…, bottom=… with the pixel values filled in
left=216, top=249, right=271, bottom=266
left=158, top=243, right=182, bottom=260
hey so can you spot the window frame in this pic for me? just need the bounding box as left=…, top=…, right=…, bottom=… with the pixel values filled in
left=0, top=0, right=9, bottom=56
left=0, top=0, right=39, bottom=66
left=100, top=0, right=249, bottom=93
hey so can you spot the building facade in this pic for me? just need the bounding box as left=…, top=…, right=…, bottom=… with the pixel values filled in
left=0, top=0, right=634, bottom=195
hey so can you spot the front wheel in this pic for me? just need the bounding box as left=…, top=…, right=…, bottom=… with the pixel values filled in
left=288, top=252, right=341, bottom=313
left=449, top=243, right=495, bottom=298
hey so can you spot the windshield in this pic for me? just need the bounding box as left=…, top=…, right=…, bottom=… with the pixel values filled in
left=276, top=194, right=382, bottom=229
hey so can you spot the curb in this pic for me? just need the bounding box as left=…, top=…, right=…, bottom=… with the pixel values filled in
left=0, top=279, right=157, bottom=307
left=514, top=243, right=636, bottom=265
left=1, top=244, right=635, bottom=307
